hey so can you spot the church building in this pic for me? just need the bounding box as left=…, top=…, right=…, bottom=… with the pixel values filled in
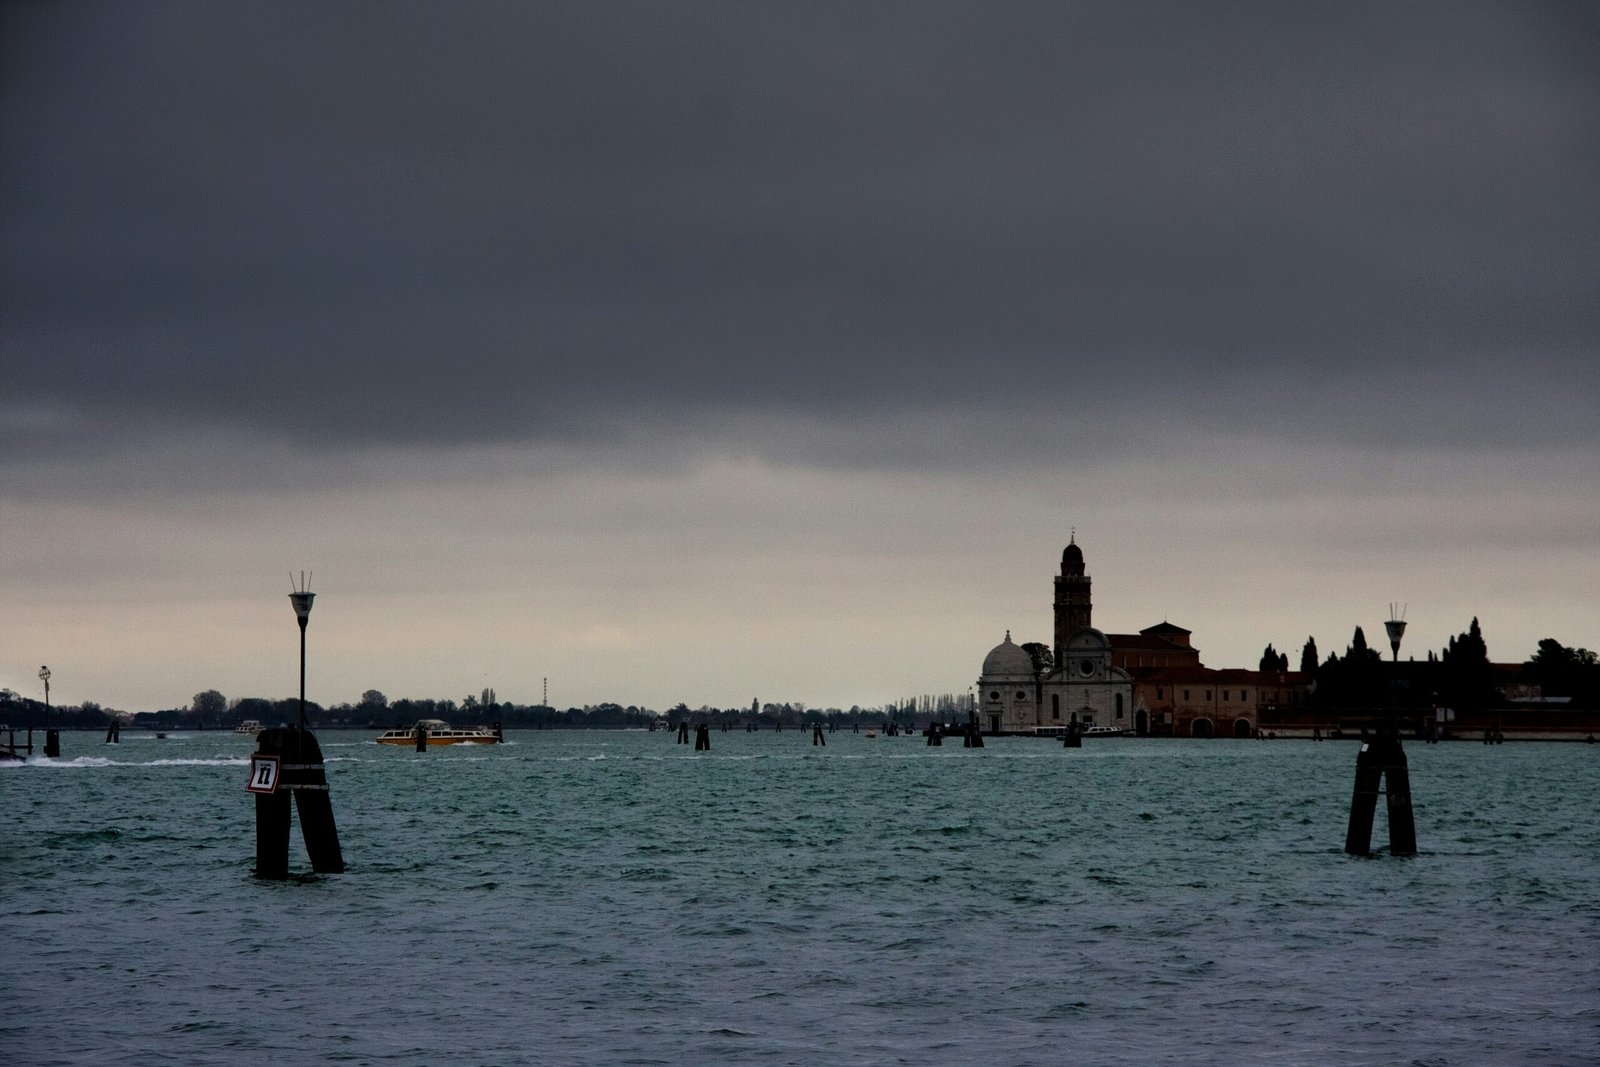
left=977, top=537, right=1134, bottom=735
left=977, top=536, right=1310, bottom=737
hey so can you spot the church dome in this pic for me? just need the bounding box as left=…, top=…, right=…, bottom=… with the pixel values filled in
left=1061, top=538, right=1084, bottom=575
left=982, top=631, right=1036, bottom=677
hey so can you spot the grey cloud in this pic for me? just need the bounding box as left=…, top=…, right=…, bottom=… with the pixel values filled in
left=3, top=1, right=1597, bottom=463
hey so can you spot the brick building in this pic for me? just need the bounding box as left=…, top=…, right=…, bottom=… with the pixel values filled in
left=978, top=538, right=1311, bottom=736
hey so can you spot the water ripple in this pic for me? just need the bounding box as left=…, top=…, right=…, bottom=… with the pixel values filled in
left=2, top=732, right=1598, bottom=1065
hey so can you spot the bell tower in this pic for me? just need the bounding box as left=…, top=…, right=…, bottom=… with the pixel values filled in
left=1053, top=532, right=1091, bottom=664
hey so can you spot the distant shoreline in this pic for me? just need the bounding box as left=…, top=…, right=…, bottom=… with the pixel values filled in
left=25, top=724, right=1598, bottom=743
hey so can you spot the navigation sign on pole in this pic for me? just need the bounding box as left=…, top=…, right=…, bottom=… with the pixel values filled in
left=246, top=754, right=281, bottom=795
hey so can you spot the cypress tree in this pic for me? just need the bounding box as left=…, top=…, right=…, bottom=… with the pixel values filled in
left=1300, top=637, right=1319, bottom=675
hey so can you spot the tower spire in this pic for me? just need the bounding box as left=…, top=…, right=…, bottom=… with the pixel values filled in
left=1054, top=537, right=1091, bottom=664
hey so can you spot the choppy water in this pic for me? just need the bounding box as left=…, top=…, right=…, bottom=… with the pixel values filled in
left=3, top=730, right=1598, bottom=1066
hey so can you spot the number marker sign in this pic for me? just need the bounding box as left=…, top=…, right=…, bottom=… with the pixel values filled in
left=246, top=754, right=281, bottom=794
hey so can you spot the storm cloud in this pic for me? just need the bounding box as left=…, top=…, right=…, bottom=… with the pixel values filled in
left=7, top=2, right=1596, bottom=452
left=3, top=2, right=1597, bottom=710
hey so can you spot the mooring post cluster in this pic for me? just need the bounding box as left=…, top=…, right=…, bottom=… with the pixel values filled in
left=963, top=708, right=984, bottom=748
left=1343, top=608, right=1418, bottom=857
left=40, top=665, right=60, bottom=758
left=247, top=574, right=344, bottom=879
left=250, top=725, right=345, bottom=877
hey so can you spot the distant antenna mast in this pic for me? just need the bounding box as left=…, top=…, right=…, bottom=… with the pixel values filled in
left=543, top=676, right=548, bottom=708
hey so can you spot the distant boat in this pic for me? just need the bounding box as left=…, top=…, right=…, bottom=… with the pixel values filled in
left=865, top=729, right=878, bottom=738
left=1032, top=724, right=1128, bottom=738
left=235, top=720, right=262, bottom=735
left=376, top=719, right=501, bottom=747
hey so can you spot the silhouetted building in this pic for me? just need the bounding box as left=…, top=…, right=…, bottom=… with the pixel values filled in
left=977, top=537, right=1311, bottom=736
left=1106, top=622, right=1201, bottom=671
left=977, top=536, right=1134, bottom=734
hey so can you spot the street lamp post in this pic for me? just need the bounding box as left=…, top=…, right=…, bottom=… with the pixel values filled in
left=1382, top=604, right=1408, bottom=739
left=1384, top=614, right=1407, bottom=663
left=40, top=666, right=59, bottom=758
left=248, top=573, right=343, bottom=878
left=1384, top=608, right=1409, bottom=734
left=289, top=574, right=315, bottom=728
left=1343, top=605, right=1417, bottom=856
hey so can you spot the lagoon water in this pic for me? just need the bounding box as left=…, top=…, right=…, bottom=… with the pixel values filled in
left=3, top=730, right=1598, bottom=1066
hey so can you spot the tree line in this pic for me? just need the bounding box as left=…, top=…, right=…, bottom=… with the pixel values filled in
left=1258, top=624, right=1598, bottom=712
left=5, top=629, right=1594, bottom=730
left=0, top=685, right=966, bottom=731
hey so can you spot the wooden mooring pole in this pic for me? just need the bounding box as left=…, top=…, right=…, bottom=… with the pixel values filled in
left=1346, top=612, right=1418, bottom=857
left=249, top=726, right=345, bottom=878
left=1343, top=730, right=1416, bottom=856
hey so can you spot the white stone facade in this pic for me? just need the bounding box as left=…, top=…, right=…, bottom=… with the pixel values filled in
left=977, top=540, right=1134, bottom=734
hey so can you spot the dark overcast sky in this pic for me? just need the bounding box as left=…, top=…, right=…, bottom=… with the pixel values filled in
left=6, top=1, right=1597, bottom=457
left=3, top=2, right=1598, bottom=711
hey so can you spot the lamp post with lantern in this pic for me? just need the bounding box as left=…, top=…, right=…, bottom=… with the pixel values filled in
left=1343, top=605, right=1417, bottom=856
left=247, top=573, right=343, bottom=877
left=289, top=576, right=315, bottom=728
left=40, top=666, right=60, bottom=758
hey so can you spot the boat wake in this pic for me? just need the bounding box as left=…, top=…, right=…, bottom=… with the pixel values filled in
left=12, top=755, right=250, bottom=769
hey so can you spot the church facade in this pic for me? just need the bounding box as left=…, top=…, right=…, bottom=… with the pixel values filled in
left=977, top=537, right=1310, bottom=737
left=977, top=538, right=1135, bottom=735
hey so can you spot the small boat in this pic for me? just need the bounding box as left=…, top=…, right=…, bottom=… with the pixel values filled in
left=235, top=720, right=262, bottom=735
left=376, top=719, right=502, bottom=747
left=1032, top=724, right=1127, bottom=738
left=864, top=729, right=878, bottom=738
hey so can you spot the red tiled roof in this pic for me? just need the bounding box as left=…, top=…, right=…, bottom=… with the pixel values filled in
left=1127, top=666, right=1310, bottom=685
left=1107, top=633, right=1190, bottom=651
